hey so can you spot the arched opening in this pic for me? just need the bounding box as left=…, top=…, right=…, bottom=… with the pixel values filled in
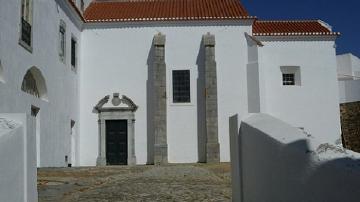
left=0, top=60, right=4, bottom=83
left=21, top=66, right=48, bottom=101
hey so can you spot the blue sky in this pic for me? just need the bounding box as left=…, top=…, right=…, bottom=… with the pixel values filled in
left=242, top=0, right=360, bottom=57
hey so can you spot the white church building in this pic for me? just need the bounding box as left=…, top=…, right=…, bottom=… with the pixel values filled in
left=0, top=0, right=342, bottom=167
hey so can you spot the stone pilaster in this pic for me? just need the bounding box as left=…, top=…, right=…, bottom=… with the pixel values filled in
left=128, top=119, right=137, bottom=165
left=96, top=118, right=106, bottom=166
left=203, top=33, right=220, bottom=163
left=153, top=33, right=168, bottom=165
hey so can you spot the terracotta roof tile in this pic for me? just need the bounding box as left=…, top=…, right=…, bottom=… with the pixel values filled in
left=83, top=0, right=254, bottom=22
left=253, top=20, right=340, bottom=36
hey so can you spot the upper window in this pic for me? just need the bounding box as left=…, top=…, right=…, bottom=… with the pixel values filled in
left=172, top=70, right=191, bottom=103
left=20, top=0, right=33, bottom=49
left=71, top=37, right=77, bottom=70
left=280, top=66, right=301, bottom=86
left=59, top=21, right=66, bottom=62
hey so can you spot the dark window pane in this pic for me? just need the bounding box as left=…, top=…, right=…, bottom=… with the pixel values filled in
left=21, top=18, right=31, bottom=46
left=60, top=26, right=65, bottom=57
left=71, top=38, right=76, bottom=66
left=282, top=73, right=295, bottom=85
left=172, top=70, right=190, bottom=103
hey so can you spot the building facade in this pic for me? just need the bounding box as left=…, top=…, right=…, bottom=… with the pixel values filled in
left=0, top=0, right=342, bottom=167
left=337, top=53, right=360, bottom=153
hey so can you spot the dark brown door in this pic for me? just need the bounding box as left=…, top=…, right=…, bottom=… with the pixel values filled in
left=106, top=120, right=128, bottom=165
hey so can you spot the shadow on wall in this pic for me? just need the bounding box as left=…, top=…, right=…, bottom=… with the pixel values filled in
left=146, top=40, right=155, bottom=165
left=230, top=114, right=360, bottom=202
left=196, top=38, right=206, bottom=163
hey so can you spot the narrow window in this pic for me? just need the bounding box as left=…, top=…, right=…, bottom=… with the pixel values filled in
left=59, top=21, right=66, bottom=62
left=280, top=66, right=301, bottom=86
left=0, top=60, right=4, bottom=83
left=20, top=0, right=32, bottom=48
left=71, top=37, right=77, bottom=69
left=172, top=70, right=191, bottom=103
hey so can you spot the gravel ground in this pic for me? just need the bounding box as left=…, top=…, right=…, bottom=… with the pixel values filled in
left=38, top=163, right=231, bottom=202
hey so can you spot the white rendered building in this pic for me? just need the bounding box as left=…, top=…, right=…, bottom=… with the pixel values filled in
left=0, top=0, right=342, bottom=167
left=337, top=53, right=360, bottom=104
left=337, top=53, right=360, bottom=80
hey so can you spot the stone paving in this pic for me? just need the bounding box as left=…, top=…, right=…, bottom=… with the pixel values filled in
left=38, top=163, right=231, bottom=202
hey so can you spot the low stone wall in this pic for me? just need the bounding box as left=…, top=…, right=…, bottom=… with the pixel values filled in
left=230, top=113, right=360, bottom=202
left=340, top=101, right=360, bottom=152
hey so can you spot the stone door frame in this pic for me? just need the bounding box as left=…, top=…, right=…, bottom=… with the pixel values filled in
left=93, top=94, right=138, bottom=166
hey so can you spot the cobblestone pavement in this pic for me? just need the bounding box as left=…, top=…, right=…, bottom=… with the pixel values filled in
left=38, top=163, right=231, bottom=202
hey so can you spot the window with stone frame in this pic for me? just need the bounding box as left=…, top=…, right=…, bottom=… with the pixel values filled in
left=172, top=70, right=191, bottom=103
left=20, top=0, right=33, bottom=48
left=59, top=20, right=66, bottom=62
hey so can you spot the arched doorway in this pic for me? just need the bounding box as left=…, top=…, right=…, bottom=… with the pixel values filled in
left=21, top=66, right=48, bottom=167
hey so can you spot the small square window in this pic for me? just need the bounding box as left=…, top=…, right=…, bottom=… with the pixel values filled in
left=280, top=66, right=301, bottom=86
left=282, top=73, right=295, bottom=85
left=172, top=70, right=191, bottom=103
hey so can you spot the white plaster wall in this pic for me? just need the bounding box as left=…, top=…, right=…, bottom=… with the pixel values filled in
left=0, top=119, right=25, bottom=202
left=0, top=0, right=81, bottom=167
left=79, top=21, right=252, bottom=165
left=337, top=53, right=353, bottom=78
left=0, top=114, right=37, bottom=202
left=339, top=79, right=360, bottom=103
left=337, top=53, right=360, bottom=79
left=353, top=54, right=360, bottom=77
left=257, top=38, right=341, bottom=143
left=232, top=113, right=360, bottom=202
left=337, top=54, right=360, bottom=103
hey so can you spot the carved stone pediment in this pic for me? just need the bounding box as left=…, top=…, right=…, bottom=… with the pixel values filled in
left=93, top=93, right=138, bottom=113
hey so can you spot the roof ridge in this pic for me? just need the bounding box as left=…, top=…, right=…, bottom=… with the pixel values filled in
left=256, top=19, right=320, bottom=23
left=91, top=0, right=242, bottom=3
left=92, top=0, right=167, bottom=3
